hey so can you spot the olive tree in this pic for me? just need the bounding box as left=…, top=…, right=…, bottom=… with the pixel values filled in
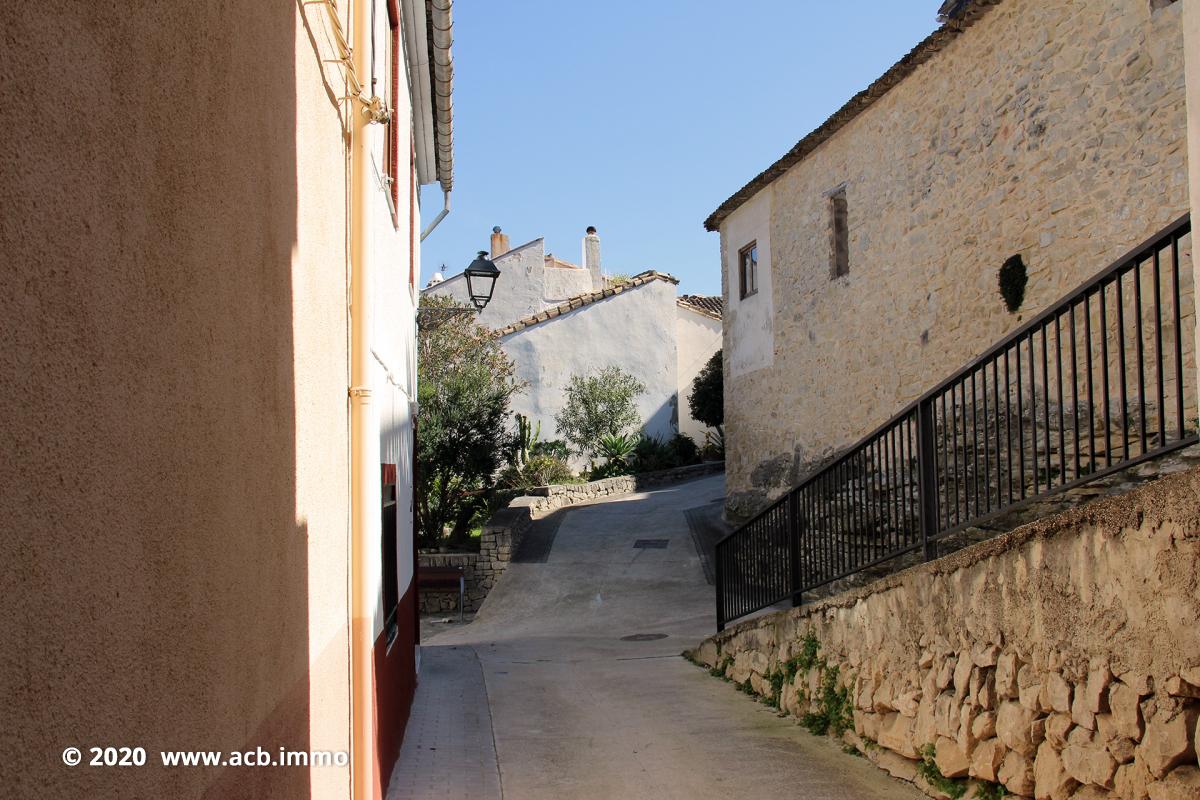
left=416, top=296, right=522, bottom=547
left=554, top=366, right=645, bottom=460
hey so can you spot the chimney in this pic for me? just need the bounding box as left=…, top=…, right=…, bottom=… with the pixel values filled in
left=583, top=226, right=602, bottom=288
left=490, top=226, right=510, bottom=259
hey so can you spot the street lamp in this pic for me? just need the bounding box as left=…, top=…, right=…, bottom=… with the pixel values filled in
left=463, top=251, right=501, bottom=310
left=417, top=251, right=501, bottom=330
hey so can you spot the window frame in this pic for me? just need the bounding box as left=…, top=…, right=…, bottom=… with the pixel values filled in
left=381, top=463, right=399, bottom=646
left=385, top=1, right=401, bottom=229
left=738, top=241, right=758, bottom=300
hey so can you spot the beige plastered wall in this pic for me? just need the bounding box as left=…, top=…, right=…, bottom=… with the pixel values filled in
left=719, top=0, right=1191, bottom=515
left=675, top=304, right=724, bottom=442
left=0, top=4, right=358, bottom=798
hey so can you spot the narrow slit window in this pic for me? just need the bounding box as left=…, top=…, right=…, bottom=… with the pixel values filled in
left=829, top=187, right=849, bottom=279
left=739, top=242, right=758, bottom=299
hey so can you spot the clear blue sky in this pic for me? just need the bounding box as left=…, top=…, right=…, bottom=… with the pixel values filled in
left=420, top=2, right=941, bottom=297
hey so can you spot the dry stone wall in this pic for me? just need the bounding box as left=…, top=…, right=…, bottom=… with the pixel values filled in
left=721, top=0, right=1191, bottom=518
left=691, top=466, right=1200, bottom=799
left=417, top=504, right=534, bottom=614
left=524, top=461, right=725, bottom=514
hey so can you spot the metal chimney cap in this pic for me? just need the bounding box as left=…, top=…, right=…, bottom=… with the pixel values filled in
left=586, top=226, right=597, bottom=235
left=492, top=226, right=502, bottom=233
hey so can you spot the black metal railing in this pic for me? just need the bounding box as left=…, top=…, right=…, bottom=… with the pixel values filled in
left=716, top=215, right=1196, bottom=630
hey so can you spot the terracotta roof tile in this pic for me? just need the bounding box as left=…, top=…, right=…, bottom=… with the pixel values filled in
left=677, top=295, right=723, bottom=320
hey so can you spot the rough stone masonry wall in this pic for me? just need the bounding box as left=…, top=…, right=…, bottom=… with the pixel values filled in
left=691, top=466, right=1200, bottom=799
left=722, top=0, right=1191, bottom=518
left=418, top=504, right=534, bottom=614
left=524, top=461, right=725, bottom=514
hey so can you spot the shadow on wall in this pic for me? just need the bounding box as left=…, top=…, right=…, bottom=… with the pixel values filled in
left=0, top=5, right=313, bottom=798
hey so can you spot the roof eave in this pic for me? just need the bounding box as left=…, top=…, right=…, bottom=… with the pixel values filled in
left=702, top=0, right=1001, bottom=232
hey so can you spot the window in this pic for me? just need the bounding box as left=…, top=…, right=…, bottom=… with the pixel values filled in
left=738, top=242, right=758, bottom=299
left=381, top=463, right=399, bottom=644
left=829, top=186, right=849, bottom=279
left=384, top=3, right=401, bottom=227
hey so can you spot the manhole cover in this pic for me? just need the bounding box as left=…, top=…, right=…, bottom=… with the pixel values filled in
left=633, top=539, right=669, bottom=549
left=620, top=633, right=668, bottom=642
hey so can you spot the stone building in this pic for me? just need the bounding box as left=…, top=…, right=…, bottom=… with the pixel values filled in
left=706, top=0, right=1192, bottom=518
left=425, top=228, right=723, bottom=454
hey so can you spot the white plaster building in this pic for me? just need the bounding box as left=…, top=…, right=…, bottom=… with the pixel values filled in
left=424, top=228, right=723, bottom=454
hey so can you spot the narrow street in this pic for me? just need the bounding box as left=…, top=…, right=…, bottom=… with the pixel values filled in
left=389, top=475, right=921, bottom=800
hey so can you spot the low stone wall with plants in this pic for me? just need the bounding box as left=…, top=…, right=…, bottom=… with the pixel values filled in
left=525, top=460, right=725, bottom=514
left=688, top=466, right=1200, bottom=800
left=420, top=462, right=724, bottom=614
left=418, top=501, right=535, bottom=614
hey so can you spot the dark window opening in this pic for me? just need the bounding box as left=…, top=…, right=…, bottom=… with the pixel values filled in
left=381, top=464, right=399, bottom=643
left=738, top=242, right=758, bottom=299
left=1150, top=0, right=1178, bottom=11
left=829, top=187, right=849, bottom=279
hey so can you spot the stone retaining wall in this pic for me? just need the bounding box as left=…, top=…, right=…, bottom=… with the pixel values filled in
left=417, top=503, right=535, bottom=614
left=524, top=461, right=725, bottom=514
left=690, top=466, right=1200, bottom=799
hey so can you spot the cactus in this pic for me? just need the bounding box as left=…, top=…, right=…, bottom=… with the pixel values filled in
left=515, top=413, right=541, bottom=465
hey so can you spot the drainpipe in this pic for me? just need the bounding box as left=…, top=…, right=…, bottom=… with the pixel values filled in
left=349, top=0, right=378, bottom=797
left=419, top=189, right=450, bottom=241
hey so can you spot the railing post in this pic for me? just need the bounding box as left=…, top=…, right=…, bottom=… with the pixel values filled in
left=916, top=400, right=939, bottom=561
left=788, top=491, right=802, bottom=607
left=715, top=542, right=725, bottom=632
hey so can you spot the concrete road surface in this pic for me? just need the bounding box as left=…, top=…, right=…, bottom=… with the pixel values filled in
left=390, top=474, right=921, bottom=800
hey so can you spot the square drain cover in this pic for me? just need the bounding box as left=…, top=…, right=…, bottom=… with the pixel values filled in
left=633, top=539, right=669, bottom=549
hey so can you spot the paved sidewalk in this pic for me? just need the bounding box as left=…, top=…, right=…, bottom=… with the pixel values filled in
left=385, top=645, right=502, bottom=800
left=403, top=474, right=922, bottom=800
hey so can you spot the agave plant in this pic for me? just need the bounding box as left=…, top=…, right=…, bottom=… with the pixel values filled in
left=596, top=433, right=638, bottom=469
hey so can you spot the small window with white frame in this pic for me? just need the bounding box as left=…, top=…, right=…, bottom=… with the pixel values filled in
left=738, top=242, right=758, bottom=299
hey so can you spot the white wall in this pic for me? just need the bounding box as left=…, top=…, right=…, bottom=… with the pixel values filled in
left=675, top=304, right=722, bottom=442
left=425, top=238, right=548, bottom=330
left=365, top=5, right=418, bottom=636
left=721, top=187, right=773, bottom=378
left=501, top=279, right=680, bottom=465
left=542, top=263, right=596, bottom=303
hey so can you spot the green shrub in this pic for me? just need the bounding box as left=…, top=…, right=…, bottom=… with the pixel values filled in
left=633, top=435, right=674, bottom=472
left=497, top=455, right=576, bottom=489
left=668, top=433, right=700, bottom=465
left=530, top=439, right=569, bottom=461
left=998, top=254, right=1027, bottom=313
left=588, top=460, right=634, bottom=480
left=973, top=782, right=1007, bottom=800
left=689, top=350, right=724, bottom=435
left=916, top=744, right=968, bottom=800
left=799, top=665, right=853, bottom=737
left=701, top=428, right=725, bottom=461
